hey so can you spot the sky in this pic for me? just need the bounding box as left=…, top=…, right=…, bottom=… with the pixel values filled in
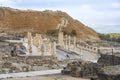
left=0, top=0, right=120, bottom=33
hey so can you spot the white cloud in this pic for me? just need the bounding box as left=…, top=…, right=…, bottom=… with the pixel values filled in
left=66, top=4, right=120, bottom=25
left=0, top=0, right=119, bottom=29
left=111, top=2, right=120, bottom=8
left=67, top=4, right=104, bottom=18
left=106, top=11, right=120, bottom=17
left=0, top=0, right=23, bottom=6
left=0, top=0, right=15, bottom=6
left=79, top=5, right=103, bottom=16
left=63, top=4, right=104, bottom=25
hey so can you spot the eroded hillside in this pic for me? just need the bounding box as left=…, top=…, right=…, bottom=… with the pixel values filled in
left=0, top=7, right=99, bottom=41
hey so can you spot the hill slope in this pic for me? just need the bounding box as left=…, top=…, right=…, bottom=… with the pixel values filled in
left=0, top=7, right=99, bottom=41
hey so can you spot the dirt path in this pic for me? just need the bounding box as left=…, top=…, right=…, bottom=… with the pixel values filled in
left=0, top=69, right=62, bottom=79
left=2, top=74, right=90, bottom=80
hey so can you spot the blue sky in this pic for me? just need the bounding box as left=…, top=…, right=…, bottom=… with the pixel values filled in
left=0, top=0, right=120, bottom=33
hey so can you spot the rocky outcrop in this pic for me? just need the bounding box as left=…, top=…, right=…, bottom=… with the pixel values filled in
left=61, top=55, right=120, bottom=80
left=98, top=65, right=120, bottom=80
left=1, top=55, right=59, bottom=73
left=97, top=54, right=120, bottom=66
left=61, top=61, right=99, bottom=78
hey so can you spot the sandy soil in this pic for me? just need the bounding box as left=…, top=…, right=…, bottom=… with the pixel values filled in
left=2, top=74, right=90, bottom=80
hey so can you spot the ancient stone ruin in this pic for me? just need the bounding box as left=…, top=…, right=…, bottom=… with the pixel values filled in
left=98, top=65, right=120, bottom=80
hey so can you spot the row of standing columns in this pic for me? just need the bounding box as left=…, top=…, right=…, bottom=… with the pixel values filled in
left=58, top=31, right=77, bottom=51
left=25, top=31, right=99, bottom=56
left=58, top=31, right=98, bottom=53
left=22, top=32, right=56, bottom=56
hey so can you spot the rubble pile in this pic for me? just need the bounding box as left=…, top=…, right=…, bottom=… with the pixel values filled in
left=97, top=54, right=120, bottom=66
left=98, top=65, right=120, bottom=80
left=0, top=56, right=60, bottom=73
left=62, top=54, right=120, bottom=80
left=97, top=54, right=120, bottom=80
left=61, top=60, right=99, bottom=78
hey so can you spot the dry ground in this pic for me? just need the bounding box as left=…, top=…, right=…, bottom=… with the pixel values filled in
left=2, top=74, right=90, bottom=80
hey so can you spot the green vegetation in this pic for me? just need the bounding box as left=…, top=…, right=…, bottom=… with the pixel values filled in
left=70, top=30, right=77, bottom=36
left=109, top=33, right=120, bottom=38
left=46, top=30, right=58, bottom=35
left=99, top=33, right=120, bottom=43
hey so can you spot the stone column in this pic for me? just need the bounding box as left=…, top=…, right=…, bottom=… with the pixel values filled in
left=65, top=35, right=68, bottom=49
left=39, top=34, right=43, bottom=53
left=48, top=41, right=52, bottom=55
left=52, top=41, right=56, bottom=57
left=58, top=31, right=64, bottom=48
left=73, top=36, right=76, bottom=50
left=39, top=34, right=43, bottom=45
left=33, top=34, right=42, bottom=47
left=68, top=35, right=71, bottom=50
left=33, top=36, right=37, bottom=47
left=49, top=40, right=56, bottom=56
left=41, top=44, right=44, bottom=56
left=27, top=32, right=32, bottom=55
left=0, top=50, right=3, bottom=69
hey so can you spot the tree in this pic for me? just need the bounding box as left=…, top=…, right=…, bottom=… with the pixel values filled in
left=105, top=34, right=110, bottom=40
left=99, top=34, right=110, bottom=41
left=70, top=30, right=77, bottom=36
left=99, top=34, right=105, bottom=40
left=117, top=37, right=120, bottom=43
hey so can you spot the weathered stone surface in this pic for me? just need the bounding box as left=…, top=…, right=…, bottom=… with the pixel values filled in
left=62, top=61, right=99, bottom=78
left=98, top=65, right=120, bottom=80
left=0, top=55, right=60, bottom=73
left=97, top=54, right=120, bottom=66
